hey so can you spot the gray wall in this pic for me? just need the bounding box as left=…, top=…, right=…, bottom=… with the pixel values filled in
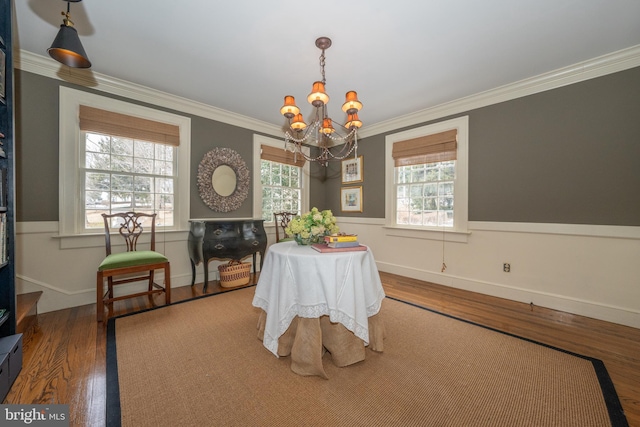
left=323, top=66, right=640, bottom=226
left=15, top=70, right=269, bottom=222
left=15, top=66, right=640, bottom=226
left=15, top=71, right=59, bottom=221
left=321, top=135, right=386, bottom=218
left=467, top=67, right=640, bottom=225
left=189, top=116, right=255, bottom=219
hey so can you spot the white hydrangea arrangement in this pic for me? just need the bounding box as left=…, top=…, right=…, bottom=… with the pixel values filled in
left=285, top=207, right=339, bottom=244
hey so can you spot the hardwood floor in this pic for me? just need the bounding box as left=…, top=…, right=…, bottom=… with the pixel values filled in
left=5, top=272, right=640, bottom=427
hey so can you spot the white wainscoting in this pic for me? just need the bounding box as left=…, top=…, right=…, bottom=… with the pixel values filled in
left=16, top=220, right=640, bottom=329
left=336, top=217, right=640, bottom=329
left=15, top=222, right=267, bottom=315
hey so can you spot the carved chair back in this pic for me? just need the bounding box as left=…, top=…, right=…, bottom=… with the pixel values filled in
left=102, top=212, right=157, bottom=255
left=273, top=211, right=297, bottom=243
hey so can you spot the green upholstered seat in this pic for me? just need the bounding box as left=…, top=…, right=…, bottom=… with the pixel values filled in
left=98, top=250, right=168, bottom=271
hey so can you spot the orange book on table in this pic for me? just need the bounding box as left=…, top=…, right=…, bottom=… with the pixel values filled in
left=311, top=243, right=367, bottom=253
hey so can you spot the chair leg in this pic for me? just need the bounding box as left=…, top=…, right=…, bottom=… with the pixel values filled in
left=164, top=262, right=171, bottom=304
left=107, top=277, right=114, bottom=299
left=106, top=276, right=115, bottom=317
left=190, top=260, right=196, bottom=286
left=147, top=270, right=155, bottom=304
left=97, top=272, right=104, bottom=322
left=148, top=270, right=155, bottom=292
left=97, top=263, right=171, bottom=322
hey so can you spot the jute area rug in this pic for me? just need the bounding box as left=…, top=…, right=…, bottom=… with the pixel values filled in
left=106, top=286, right=627, bottom=427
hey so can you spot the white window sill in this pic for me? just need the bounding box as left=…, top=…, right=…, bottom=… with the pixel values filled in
left=383, top=225, right=470, bottom=243
left=52, top=229, right=190, bottom=250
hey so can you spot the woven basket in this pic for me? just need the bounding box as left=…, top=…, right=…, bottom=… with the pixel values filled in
left=218, top=260, right=251, bottom=288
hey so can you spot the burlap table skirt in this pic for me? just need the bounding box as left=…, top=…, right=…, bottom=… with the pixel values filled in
left=257, top=310, right=385, bottom=379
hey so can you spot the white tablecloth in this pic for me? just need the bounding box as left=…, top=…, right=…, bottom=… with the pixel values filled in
left=252, top=241, right=386, bottom=357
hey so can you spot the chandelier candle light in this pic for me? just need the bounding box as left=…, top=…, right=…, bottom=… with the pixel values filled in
left=280, top=37, right=363, bottom=166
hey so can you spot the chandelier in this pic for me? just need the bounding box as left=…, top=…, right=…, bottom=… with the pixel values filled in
left=280, top=37, right=363, bottom=166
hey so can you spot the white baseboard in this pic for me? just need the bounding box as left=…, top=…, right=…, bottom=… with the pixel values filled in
left=16, top=272, right=195, bottom=315
left=377, top=261, right=640, bottom=329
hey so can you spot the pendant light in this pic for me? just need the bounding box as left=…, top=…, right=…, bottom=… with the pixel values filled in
left=48, top=0, right=91, bottom=69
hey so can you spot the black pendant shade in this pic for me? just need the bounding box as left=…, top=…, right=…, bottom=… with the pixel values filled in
left=48, top=24, right=91, bottom=68
left=47, top=0, right=91, bottom=69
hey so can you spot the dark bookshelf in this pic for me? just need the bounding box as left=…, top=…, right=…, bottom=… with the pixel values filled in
left=0, top=0, right=16, bottom=339
left=0, top=0, right=20, bottom=403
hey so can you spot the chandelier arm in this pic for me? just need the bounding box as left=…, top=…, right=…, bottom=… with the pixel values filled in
left=285, top=134, right=352, bottom=163
left=323, top=140, right=358, bottom=161
left=285, top=138, right=358, bottom=162
left=286, top=124, right=357, bottom=144
left=284, top=121, right=321, bottom=143
left=332, top=120, right=354, bottom=132
left=325, top=126, right=357, bottom=141
left=286, top=144, right=337, bottom=163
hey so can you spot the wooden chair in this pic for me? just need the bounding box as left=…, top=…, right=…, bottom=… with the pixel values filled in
left=96, top=212, right=171, bottom=322
left=273, top=211, right=297, bottom=243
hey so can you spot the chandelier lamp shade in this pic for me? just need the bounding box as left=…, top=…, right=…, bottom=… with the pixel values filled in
left=280, top=37, right=362, bottom=165
left=48, top=0, right=91, bottom=69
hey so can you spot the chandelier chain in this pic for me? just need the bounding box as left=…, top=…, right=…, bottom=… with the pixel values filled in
left=320, top=49, right=326, bottom=84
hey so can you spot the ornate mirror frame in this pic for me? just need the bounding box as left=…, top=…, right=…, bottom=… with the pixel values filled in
left=197, top=147, right=250, bottom=212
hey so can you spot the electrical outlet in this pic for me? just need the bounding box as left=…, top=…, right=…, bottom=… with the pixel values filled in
left=503, top=263, right=511, bottom=272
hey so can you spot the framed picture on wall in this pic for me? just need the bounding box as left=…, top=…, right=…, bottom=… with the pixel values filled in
left=341, top=186, right=363, bottom=212
left=341, top=156, right=363, bottom=184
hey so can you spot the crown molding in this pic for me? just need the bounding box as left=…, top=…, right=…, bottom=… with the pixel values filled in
left=15, top=50, right=283, bottom=138
left=17, top=45, right=640, bottom=140
left=359, top=44, right=640, bottom=138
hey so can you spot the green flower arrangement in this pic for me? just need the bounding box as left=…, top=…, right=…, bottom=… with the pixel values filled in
left=285, top=207, right=339, bottom=245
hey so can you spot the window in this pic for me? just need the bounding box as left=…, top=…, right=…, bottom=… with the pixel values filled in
left=395, top=161, right=455, bottom=227
left=385, top=116, right=468, bottom=236
left=59, top=87, right=191, bottom=235
left=252, top=135, right=309, bottom=222
left=82, top=132, right=176, bottom=229
left=260, top=158, right=302, bottom=221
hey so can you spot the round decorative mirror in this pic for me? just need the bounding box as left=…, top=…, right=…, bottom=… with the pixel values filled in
left=211, top=165, right=236, bottom=197
left=197, top=148, right=249, bottom=212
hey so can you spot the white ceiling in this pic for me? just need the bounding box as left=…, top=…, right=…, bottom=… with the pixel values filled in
left=13, top=1, right=640, bottom=129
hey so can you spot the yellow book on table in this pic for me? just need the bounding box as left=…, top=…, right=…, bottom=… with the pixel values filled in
left=324, top=234, right=358, bottom=243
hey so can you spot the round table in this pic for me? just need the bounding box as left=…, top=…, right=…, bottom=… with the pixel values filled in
left=252, top=241, right=386, bottom=377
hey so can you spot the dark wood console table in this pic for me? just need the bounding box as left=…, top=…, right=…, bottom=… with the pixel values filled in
left=188, top=219, right=267, bottom=291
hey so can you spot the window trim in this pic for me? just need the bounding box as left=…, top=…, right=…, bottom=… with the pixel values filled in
left=59, top=87, right=191, bottom=236
left=252, top=134, right=310, bottom=222
left=385, top=116, right=469, bottom=237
